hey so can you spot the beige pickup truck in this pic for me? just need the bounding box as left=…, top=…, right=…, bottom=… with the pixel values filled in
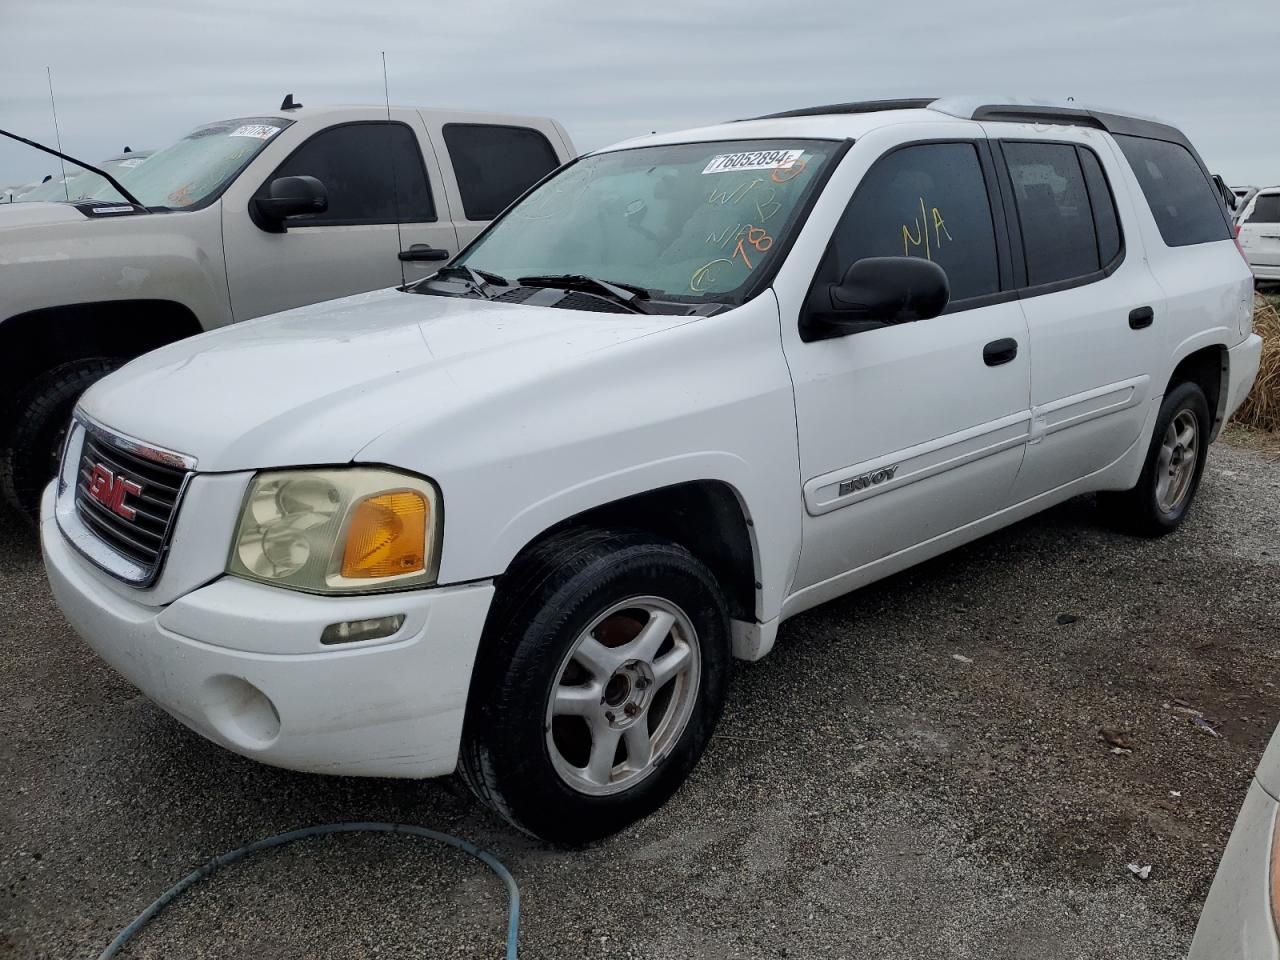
left=0, top=99, right=574, bottom=518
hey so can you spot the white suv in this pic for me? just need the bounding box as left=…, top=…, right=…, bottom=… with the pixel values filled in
left=40, top=97, right=1262, bottom=844
left=1237, top=186, right=1280, bottom=281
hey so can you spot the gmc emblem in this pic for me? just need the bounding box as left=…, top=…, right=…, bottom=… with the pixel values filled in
left=87, top=463, right=142, bottom=520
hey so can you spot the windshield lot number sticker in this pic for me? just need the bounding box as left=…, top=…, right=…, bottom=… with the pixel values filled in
left=702, top=149, right=803, bottom=175
left=229, top=124, right=281, bottom=140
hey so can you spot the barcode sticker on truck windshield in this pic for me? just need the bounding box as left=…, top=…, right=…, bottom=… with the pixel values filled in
left=229, top=124, right=281, bottom=140
left=702, top=149, right=803, bottom=175
left=117, top=158, right=147, bottom=168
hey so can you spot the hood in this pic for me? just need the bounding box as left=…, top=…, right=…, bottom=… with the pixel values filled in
left=80, top=288, right=692, bottom=472
left=0, top=200, right=88, bottom=233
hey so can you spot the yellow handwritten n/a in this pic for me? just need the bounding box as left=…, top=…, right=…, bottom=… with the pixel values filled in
left=902, top=197, right=953, bottom=259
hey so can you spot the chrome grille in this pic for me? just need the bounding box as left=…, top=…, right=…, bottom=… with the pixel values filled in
left=68, top=422, right=193, bottom=584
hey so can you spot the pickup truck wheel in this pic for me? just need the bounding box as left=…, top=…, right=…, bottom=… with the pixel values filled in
left=1, top=357, right=122, bottom=522
left=1098, top=381, right=1210, bottom=537
left=459, top=529, right=730, bottom=844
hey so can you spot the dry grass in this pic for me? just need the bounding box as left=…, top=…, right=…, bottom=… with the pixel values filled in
left=1230, top=294, right=1280, bottom=433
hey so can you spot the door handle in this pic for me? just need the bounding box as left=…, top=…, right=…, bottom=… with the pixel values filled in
left=983, top=338, right=1019, bottom=367
left=1128, top=306, right=1155, bottom=329
left=398, top=244, right=451, bottom=262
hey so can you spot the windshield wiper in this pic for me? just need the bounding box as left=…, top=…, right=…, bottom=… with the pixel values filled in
left=516, top=274, right=653, bottom=313
left=425, top=264, right=509, bottom=299
left=0, top=127, right=144, bottom=207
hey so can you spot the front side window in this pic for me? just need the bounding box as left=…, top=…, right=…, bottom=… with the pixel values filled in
left=91, top=118, right=289, bottom=209
left=452, top=139, right=839, bottom=303
left=824, top=141, right=1000, bottom=302
left=1003, top=142, right=1101, bottom=286
left=443, top=124, right=560, bottom=221
left=1113, top=135, right=1232, bottom=247
left=1248, top=194, right=1280, bottom=224
left=263, top=122, right=435, bottom=225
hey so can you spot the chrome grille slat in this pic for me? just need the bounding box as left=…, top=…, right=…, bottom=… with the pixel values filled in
left=81, top=440, right=183, bottom=495
left=69, top=419, right=193, bottom=585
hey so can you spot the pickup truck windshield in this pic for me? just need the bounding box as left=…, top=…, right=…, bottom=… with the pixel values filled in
left=17, top=154, right=151, bottom=203
left=453, top=139, right=838, bottom=303
left=90, top=117, right=290, bottom=209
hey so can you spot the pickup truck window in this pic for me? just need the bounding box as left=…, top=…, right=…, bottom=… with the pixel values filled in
left=442, top=123, right=560, bottom=221
left=454, top=139, right=838, bottom=304
left=263, top=121, right=436, bottom=225
left=91, top=117, right=290, bottom=210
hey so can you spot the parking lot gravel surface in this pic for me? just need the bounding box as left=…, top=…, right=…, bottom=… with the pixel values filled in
left=3, top=439, right=1279, bottom=959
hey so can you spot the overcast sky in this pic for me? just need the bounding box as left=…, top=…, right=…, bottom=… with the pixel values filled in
left=2, top=0, right=1277, bottom=188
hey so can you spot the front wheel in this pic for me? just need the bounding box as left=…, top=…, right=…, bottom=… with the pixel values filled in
left=1098, top=381, right=1211, bottom=537
left=459, top=529, right=730, bottom=844
left=1, top=357, right=123, bottom=522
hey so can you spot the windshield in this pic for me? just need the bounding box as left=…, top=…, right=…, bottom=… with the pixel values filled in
left=89, top=117, right=290, bottom=208
left=452, top=139, right=838, bottom=304
left=17, top=155, right=150, bottom=203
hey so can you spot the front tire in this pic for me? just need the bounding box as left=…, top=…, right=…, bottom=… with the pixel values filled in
left=459, top=529, right=730, bottom=844
left=1098, top=381, right=1211, bottom=537
left=1, top=357, right=122, bottom=522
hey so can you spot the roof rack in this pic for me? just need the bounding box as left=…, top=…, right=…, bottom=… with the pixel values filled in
left=734, top=96, right=1191, bottom=151
left=742, top=99, right=938, bottom=121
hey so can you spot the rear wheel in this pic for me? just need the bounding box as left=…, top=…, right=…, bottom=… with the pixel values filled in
left=1098, top=381, right=1210, bottom=537
left=459, top=529, right=730, bottom=844
left=1, top=357, right=122, bottom=522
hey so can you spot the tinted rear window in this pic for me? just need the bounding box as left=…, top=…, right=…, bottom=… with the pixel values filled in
left=1003, top=142, right=1100, bottom=286
left=1248, top=194, right=1280, bottom=224
left=1113, top=135, right=1231, bottom=246
left=443, top=123, right=560, bottom=221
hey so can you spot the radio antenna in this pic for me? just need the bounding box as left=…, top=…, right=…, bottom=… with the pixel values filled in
left=382, top=51, right=407, bottom=288
left=46, top=67, right=70, bottom=201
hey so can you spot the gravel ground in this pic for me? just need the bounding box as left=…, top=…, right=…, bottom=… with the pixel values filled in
left=3, top=440, right=1278, bottom=959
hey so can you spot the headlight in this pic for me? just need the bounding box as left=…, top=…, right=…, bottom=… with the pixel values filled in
left=227, top=468, right=441, bottom=594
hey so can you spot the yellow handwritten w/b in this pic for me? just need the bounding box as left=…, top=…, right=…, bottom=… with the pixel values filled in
left=902, top=197, right=953, bottom=260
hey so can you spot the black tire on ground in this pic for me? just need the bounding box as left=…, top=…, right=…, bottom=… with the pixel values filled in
left=1098, top=381, right=1211, bottom=537
left=459, top=528, right=731, bottom=844
left=0, top=357, right=122, bottom=522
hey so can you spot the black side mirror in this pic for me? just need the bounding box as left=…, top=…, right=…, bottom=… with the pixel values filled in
left=802, top=256, right=950, bottom=341
left=251, top=175, right=328, bottom=233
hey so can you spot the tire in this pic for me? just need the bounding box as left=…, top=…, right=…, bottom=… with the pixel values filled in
left=459, top=528, right=731, bottom=844
left=1, top=357, right=122, bottom=522
left=1098, top=381, right=1211, bottom=537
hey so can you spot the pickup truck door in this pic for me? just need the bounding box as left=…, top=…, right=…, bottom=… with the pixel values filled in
left=777, top=129, right=1032, bottom=600
left=221, top=109, right=459, bottom=321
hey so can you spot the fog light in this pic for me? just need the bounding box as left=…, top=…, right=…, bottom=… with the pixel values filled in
left=320, top=614, right=406, bottom=646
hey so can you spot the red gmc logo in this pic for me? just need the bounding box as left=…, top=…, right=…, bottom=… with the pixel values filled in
left=87, top=463, right=142, bottom=520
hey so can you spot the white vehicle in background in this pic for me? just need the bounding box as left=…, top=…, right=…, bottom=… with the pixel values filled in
left=41, top=97, right=1260, bottom=844
left=1190, top=723, right=1280, bottom=958
left=13, top=150, right=153, bottom=203
left=1232, top=185, right=1260, bottom=220
left=0, top=98, right=574, bottom=519
left=1236, top=187, right=1280, bottom=281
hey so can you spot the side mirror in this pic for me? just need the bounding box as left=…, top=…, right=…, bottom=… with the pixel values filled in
left=251, top=175, right=328, bottom=233
left=802, top=256, right=950, bottom=341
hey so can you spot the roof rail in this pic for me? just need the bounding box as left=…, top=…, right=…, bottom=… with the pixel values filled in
left=739, top=99, right=937, bottom=121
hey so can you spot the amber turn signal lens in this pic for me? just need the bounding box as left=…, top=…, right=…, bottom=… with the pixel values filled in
left=340, top=491, right=428, bottom=579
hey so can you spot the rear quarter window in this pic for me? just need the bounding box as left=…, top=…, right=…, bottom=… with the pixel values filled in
left=1113, top=135, right=1231, bottom=247
left=442, top=123, right=560, bottom=221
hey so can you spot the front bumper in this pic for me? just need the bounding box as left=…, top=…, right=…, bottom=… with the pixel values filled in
left=1189, top=778, right=1280, bottom=959
left=41, top=484, right=495, bottom=779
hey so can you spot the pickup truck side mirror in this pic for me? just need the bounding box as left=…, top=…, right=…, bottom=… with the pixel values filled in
left=802, top=256, right=950, bottom=341
left=252, top=176, right=328, bottom=233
